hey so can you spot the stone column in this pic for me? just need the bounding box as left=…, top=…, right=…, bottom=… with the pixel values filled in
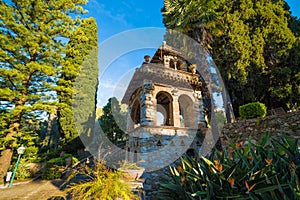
left=140, top=80, right=155, bottom=126
left=194, top=90, right=206, bottom=128
left=126, top=106, right=133, bottom=131
left=172, top=88, right=180, bottom=127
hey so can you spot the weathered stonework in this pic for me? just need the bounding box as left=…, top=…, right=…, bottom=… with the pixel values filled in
left=122, top=42, right=209, bottom=199
left=221, top=111, right=300, bottom=147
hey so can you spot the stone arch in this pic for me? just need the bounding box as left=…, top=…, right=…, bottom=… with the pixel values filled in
left=156, top=91, right=173, bottom=126
left=178, top=94, right=195, bottom=127
left=130, top=99, right=141, bottom=127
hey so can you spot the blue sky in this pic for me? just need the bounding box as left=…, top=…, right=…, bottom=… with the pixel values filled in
left=84, top=0, right=165, bottom=107
left=83, top=0, right=300, bottom=107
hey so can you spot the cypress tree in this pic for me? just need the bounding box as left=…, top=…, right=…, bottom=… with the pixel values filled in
left=57, top=17, right=98, bottom=147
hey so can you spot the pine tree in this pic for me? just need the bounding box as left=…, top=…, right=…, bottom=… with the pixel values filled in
left=0, top=0, right=87, bottom=180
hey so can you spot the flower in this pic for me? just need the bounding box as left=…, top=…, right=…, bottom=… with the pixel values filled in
left=236, top=141, right=243, bottom=147
left=290, top=162, right=296, bottom=174
left=265, top=158, right=272, bottom=165
left=214, top=160, right=223, bottom=172
left=228, top=177, right=235, bottom=188
left=177, top=165, right=183, bottom=172
left=247, top=156, right=253, bottom=164
left=229, top=152, right=234, bottom=161
left=245, top=181, right=256, bottom=192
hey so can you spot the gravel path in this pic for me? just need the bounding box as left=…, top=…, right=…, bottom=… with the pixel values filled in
left=0, top=179, right=65, bottom=200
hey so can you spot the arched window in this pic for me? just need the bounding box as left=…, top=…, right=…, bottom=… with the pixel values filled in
left=130, top=99, right=141, bottom=127
left=156, top=91, right=173, bottom=126
left=178, top=95, right=194, bottom=127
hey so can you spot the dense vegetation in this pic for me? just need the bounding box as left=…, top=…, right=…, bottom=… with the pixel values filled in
left=0, top=0, right=97, bottom=181
left=159, top=134, right=300, bottom=199
left=57, top=18, right=98, bottom=146
left=0, top=2, right=299, bottom=200
left=98, top=97, right=127, bottom=145
left=163, top=0, right=300, bottom=116
left=64, top=162, right=138, bottom=200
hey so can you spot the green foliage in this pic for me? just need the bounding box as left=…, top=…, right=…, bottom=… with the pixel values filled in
left=15, top=158, right=31, bottom=180
left=163, top=0, right=223, bottom=51
left=162, top=0, right=300, bottom=115
left=22, top=146, right=39, bottom=162
left=0, top=0, right=87, bottom=177
left=215, top=111, right=226, bottom=131
left=118, top=160, right=142, bottom=170
left=239, top=102, right=267, bottom=119
left=158, top=134, right=300, bottom=199
left=212, top=0, right=297, bottom=113
left=42, top=154, right=78, bottom=180
left=64, top=162, right=138, bottom=200
left=57, top=17, right=98, bottom=145
left=38, top=148, right=62, bottom=162
left=42, top=163, right=64, bottom=180
left=99, top=97, right=127, bottom=145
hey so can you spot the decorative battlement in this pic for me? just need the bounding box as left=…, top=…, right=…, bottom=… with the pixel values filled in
left=139, top=63, right=202, bottom=87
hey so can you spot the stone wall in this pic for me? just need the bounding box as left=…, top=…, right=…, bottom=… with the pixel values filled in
left=221, top=111, right=300, bottom=147
left=142, top=112, right=299, bottom=199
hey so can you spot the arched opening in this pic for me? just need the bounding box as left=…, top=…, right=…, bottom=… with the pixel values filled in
left=156, top=91, right=173, bottom=126
left=178, top=95, right=194, bottom=127
left=130, top=99, right=141, bottom=128
left=134, top=150, right=138, bottom=163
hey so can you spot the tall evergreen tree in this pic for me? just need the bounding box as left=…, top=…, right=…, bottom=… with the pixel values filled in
left=99, top=97, right=127, bottom=145
left=0, top=0, right=87, bottom=180
left=212, top=0, right=296, bottom=113
left=162, top=0, right=299, bottom=115
left=57, top=17, right=98, bottom=146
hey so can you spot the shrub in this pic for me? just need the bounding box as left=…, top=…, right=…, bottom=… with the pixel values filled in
left=42, top=154, right=78, bottom=180
left=22, top=146, right=39, bottom=162
left=118, top=160, right=142, bottom=170
left=15, top=158, right=31, bottom=180
left=158, top=134, right=300, bottom=199
left=64, top=162, right=138, bottom=200
left=239, top=102, right=267, bottom=119
left=42, top=163, right=63, bottom=180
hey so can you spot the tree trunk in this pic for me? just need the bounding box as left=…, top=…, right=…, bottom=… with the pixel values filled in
left=0, top=104, right=23, bottom=183
left=0, top=149, right=13, bottom=183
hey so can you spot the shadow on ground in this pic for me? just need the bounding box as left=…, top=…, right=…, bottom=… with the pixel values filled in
left=0, top=178, right=66, bottom=200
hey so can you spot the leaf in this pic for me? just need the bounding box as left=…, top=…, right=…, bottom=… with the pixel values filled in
left=202, top=156, right=214, bottom=166
left=254, top=184, right=288, bottom=194
left=191, top=191, right=207, bottom=197
left=271, top=140, right=294, bottom=159
left=224, top=160, right=239, bottom=179
left=160, top=183, right=181, bottom=191
left=173, top=167, right=180, bottom=176
left=259, top=133, right=270, bottom=147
